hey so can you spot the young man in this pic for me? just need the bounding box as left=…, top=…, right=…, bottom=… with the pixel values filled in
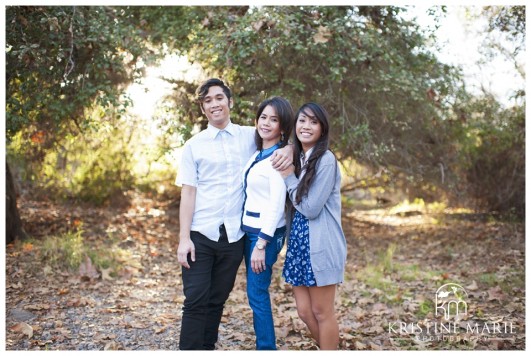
left=175, top=78, right=292, bottom=350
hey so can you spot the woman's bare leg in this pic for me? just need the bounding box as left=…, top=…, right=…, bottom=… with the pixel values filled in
left=308, top=285, right=338, bottom=350
left=293, top=286, right=319, bottom=342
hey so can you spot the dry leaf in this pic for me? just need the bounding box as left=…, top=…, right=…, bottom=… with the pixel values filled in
left=6, top=185, right=525, bottom=351
left=25, top=303, right=50, bottom=311
left=11, top=322, right=33, bottom=338
left=504, top=302, right=520, bottom=313
left=9, top=282, right=23, bottom=289
left=487, top=286, right=506, bottom=301
left=79, top=256, right=99, bottom=280
left=252, top=19, right=265, bottom=31
left=466, top=280, right=479, bottom=290
left=22, top=243, right=34, bottom=252
left=104, top=341, right=120, bottom=350
left=42, top=265, right=53, bottom=275
left=101, top=267, right=114, bottom=281
left=154, top=325, right=168, bottom=334
left=354, top=340, right=367, bottom=349
left=369, top=341, right=383, bottom=350
left=313, top=26, right=331, bottom=44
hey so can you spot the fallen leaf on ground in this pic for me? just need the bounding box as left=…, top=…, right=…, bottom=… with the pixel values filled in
left=10, top=322, right=33, bottom=338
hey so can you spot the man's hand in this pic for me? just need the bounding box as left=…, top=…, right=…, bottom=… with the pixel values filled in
left=177, top=238, right=195, bottom=269
left=271, top=144, right=293, bottom=171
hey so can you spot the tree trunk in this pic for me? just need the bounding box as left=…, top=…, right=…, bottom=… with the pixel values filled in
left=6, top=161, right=27, bottom=244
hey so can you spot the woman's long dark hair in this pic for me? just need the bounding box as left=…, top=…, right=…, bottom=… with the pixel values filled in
left=293, top=102, right=330, bottom=205
left=254, top=96, right=294, bottom=150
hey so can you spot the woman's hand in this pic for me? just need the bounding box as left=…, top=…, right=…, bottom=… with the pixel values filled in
left=251, top=247, right=266, bottom=274
left=279, top=163, right=295, bottom=178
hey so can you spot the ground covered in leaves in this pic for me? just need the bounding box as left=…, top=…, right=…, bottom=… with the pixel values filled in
left=5, top=191, right=525, bottom=350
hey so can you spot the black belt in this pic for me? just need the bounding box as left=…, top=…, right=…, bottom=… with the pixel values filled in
left=218, top=224, right=228, bottom=242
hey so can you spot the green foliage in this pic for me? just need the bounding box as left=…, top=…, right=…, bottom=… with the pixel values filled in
left=155, top=80, right=203, bottom=144
left=9, top=107, right=137, bottom=204
left=452, top=95, right=524, bottom=216
left=417, top=299, right=434, bottom=319
left=444, top=6, right=525, bottom=217
left=478, top=273, right=498, bottom=286
left=390, top=198, right=448, bottom=215
left=6, top=6, right=154, bottom=141
left=38, top=227, right=126, bottom=273
left=482, top=6, right=525, bottom=54
left=7, top=101, right=182, bottom=206
left=379, top=243, right=397, bottom=274
left=5, top=5, right=525, bottom=216
left=149, top=5, right=524, bottom=216
left=154, top=6, right=464, bottom=190
left=357, top=265, right=399, bottom=303
left=40, top=228, right=85, bottom=269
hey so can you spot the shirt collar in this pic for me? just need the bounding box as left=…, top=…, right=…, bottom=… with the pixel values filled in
left=301, top=147, right=315, bottom=165
left=207, top=121, right=236, bottom=139
left=258, top=143, right=280, bottom=161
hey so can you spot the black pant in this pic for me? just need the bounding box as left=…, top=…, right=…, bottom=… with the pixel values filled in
left=179, top=226, right=244, bottom=350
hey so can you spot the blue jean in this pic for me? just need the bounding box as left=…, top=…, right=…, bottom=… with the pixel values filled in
left=244, top=227, right=286, bottom=350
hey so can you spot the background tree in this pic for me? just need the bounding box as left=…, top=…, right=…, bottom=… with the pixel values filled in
left=5, top=5, right=525, bottom=244
left=455, top=5, right=525, bottom=216
left=145, top=5, right=524, bottom=213
left=5, top=6, right=158, bottom=242
left=147, top=6, right=464, bottom=197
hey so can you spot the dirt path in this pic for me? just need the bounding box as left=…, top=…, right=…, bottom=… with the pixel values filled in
left=4, top=193, right=525, bottom=350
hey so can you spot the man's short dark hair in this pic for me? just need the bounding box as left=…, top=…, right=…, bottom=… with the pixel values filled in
left=196, top=78, right=232, bottom=103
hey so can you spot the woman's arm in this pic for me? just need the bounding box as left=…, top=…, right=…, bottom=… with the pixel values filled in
left=257, top=170, right=287, bottom=241
left=284, top=153, right=338, bottom=219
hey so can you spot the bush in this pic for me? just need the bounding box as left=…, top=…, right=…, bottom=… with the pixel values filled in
left=461, top=100, right=524, bottom=218
left=38, top=227, right=126, bottom=273
left=7, top=95, right=184, bottom=206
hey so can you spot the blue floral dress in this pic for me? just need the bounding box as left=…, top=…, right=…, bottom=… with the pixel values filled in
left=283, top=210, right=317, bottom=287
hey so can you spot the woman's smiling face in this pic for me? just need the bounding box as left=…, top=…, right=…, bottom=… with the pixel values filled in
left=256, top=105, right=282, bottom=147
left=296, top=109, right=322, bottom=152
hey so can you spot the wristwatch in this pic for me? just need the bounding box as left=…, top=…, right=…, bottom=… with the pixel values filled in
left=256, top=240, right=266, bottom=250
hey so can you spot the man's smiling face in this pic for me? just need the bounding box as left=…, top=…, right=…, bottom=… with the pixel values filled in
left=200, top=85, right=233, bottom=129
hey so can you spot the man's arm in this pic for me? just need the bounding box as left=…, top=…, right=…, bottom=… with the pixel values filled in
left=177, top=184, right=197, bottom=269
left=271, top=144, right=294, bottom=171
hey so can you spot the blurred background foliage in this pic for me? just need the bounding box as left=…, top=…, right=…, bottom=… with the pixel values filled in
left=5, top=5, right=525, bottom=220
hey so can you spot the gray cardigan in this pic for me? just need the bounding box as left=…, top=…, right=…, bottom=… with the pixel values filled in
left=284, top=150, right=347, bottom=286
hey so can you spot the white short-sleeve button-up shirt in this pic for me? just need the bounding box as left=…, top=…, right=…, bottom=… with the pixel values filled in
left=176, top=122, right=256, bottom=242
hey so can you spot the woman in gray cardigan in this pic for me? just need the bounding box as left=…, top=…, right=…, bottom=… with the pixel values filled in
left=280, top=102, right=347, bottom=350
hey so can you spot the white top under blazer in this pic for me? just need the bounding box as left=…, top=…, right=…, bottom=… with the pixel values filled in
left=241, top=144, right=286, bottom=241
